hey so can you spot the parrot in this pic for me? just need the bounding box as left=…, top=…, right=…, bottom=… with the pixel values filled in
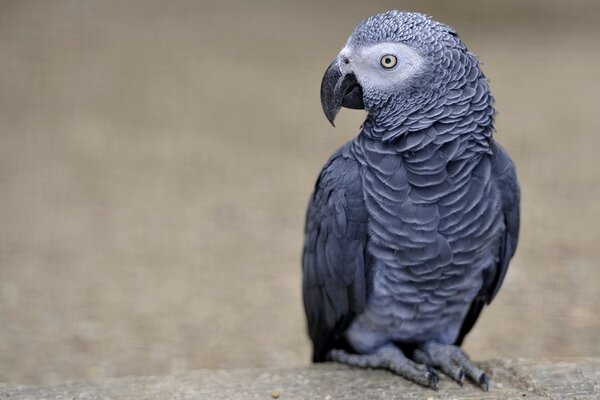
left=302, top=11, right=520, bottom=391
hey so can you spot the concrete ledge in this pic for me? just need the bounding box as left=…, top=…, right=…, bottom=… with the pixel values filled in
left=1, top=358, right=598, bottom=399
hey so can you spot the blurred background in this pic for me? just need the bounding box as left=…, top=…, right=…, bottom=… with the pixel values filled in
left=1, top=0, right=599, bottom=385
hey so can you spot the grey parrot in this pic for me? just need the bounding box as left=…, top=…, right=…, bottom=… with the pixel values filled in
left=302, top=11, right=520, bottom=390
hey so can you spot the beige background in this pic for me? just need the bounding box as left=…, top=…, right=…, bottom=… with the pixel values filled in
left=1, top=0, right=599, bottom=385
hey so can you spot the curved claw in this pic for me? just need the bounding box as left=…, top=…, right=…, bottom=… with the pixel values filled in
left=478, top=372, right=490, bottom=392
left=453, top=367, right=465, bottom=385
left=425, top=366, right=440, bottom=390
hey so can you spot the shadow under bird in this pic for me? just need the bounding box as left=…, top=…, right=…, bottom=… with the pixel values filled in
left=302, top=11, right=520, bottom=391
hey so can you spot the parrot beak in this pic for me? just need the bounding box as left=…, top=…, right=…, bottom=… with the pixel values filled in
left=320, top=60, right=364, bottom=126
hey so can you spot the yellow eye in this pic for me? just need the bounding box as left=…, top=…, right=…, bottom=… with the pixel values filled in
left=380, top=54, right=397, bottom=69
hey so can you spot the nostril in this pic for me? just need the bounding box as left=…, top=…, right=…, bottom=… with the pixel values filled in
left=343, top=57, right=350, bottom=65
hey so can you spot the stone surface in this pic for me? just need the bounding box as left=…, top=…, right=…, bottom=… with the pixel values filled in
left=1, top=359, right=598, bottom=400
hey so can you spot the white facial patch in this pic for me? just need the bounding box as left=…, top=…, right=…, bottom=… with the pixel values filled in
left=339, top=42, right=424, bottom=92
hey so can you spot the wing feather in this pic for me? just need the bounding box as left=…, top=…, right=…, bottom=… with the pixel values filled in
left=302, top=147, right=369, bottom=361
left=455, top=142, right=520, bottom=345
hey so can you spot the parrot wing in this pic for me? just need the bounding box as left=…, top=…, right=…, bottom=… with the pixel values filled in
left=302, top=146, right=369, bottom=362
left=455, top=141, right=520, bottom=345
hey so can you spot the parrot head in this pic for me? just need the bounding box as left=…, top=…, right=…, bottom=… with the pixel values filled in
left=321, top=11, right=476, bottom=127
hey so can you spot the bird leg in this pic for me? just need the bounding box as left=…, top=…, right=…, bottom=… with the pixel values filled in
left=327, top=344, right=439, bottom=389
left=412, top=342, right=489, bottom=391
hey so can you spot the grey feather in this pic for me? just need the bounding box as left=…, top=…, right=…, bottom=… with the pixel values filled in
left=302, top=145, right=370, bottom=361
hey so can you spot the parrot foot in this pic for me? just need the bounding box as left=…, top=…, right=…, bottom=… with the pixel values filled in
left=327, top=344, right=439, bottom=389
left=412, top=342, right=489, bottom=391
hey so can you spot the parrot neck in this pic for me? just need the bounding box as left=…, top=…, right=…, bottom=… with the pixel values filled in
left=351, top=89, right=495, bottom=201
left=356, top=77, right=495, bottom=162
left=361, top=62, right=495, bottom=144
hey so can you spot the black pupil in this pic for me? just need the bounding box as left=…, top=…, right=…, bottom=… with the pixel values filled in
left=385, top=58, right=391, bottom=64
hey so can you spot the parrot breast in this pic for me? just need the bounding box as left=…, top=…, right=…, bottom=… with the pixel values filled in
left=347, top=117, right=503, bottom=345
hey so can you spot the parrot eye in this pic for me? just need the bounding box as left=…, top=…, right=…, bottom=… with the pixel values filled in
left=380, top=55, right=397, bottom=69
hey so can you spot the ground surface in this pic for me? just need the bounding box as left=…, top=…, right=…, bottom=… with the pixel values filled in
left=1, top=0, right=600, bottom=385
left=2, top=359, right=600, bottom=400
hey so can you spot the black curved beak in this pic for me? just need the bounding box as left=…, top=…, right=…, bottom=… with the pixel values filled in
left=320, top=60, right=364, bottom=126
